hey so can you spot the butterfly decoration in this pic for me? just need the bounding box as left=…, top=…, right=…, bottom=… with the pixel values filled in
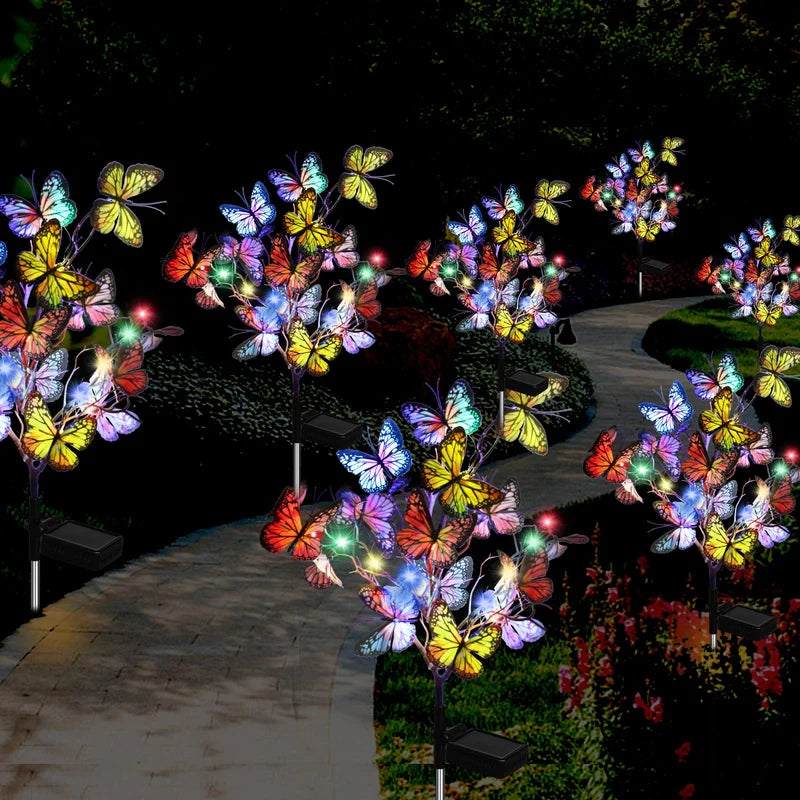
left=232, top=303, right=281, bottom=361
left=583, top=427, right=639, bottom=483
left=481, top=185, right=524, bottom=221
left=436, top=557, right=473, bottom=611
left=406, top=239, right=444, bottom=284
left=447, top=205, right=487, bottom=245
left=401, top=378, right=482, bottom=446
left=659, top=137, right=684, bottom=166
left=12, top=347, right=68, bottom=402
left=16, top=220, right=98, bottom=309
left=268, top=152, right=328, bottom=204
left=698, top=387, right=758, bottom=451
left=736, top=424, right=774, bottom=468
left=456, top=288, right=493, bottom=332
left=68, top=268, right=120, bottom=331
left=755, top=475, right=795, bottom=515
left=493, top=302, right=532, bottom=343
left=605, top=153, right=631, bottom=181
left=754, top=345, right=800, bottom=407
left=282, top=189, right=344, bottom=256
left=681, top=431, right=738, bottom=489
left=472, top=479, right=524, bottom=538
left=92, top=340, right=148, bottom=397
left=501, top=373, right=568, bottom=456
left=396, top=488, right=474, bottom=568
left=337, top=417, right=412, bottom=494
left=321, top=225, right=359, bottom=271
left=339, top=145, right=393, bottom=209
left=356, top=584, right=420, bottom=656
left=21, top=390, right=96, bottom=471
left=0, top=279, right=70, bottom=359
left=638, top=432, right=682, bottom=479
left=780, top=214, right=800, bottom=247
left=219, top=181, right=277, bottom=238
left=651, top=497, right=700, bottom=553
left=0, top=170, right=77, bottom=239
left=263, top=232, right=323, bottom=293
left=260, top=486, right=340, bottom=561
left=421, top=428, right=502, bottom=517
left=703, top=512, right=756, bottom=569
left=286, top=317, right=342, bottom=376
left=90, top=161, right=164, bottom=248
left=77, top=379, right=141, bottom=442
left=491, top=212, right=534, bottom=258
left=477, top=242, right=519, bottom=285
left=305, top=553, right=343, bottom=590
left=516, top=550, right=554, bottom=605
left=219, top=235, right=265, bottom=286
left=162, top=230, right=219, bottom=312
left=639, top=380, right=693, bottom=434
left=337, top=489, right=396, bottom=556
left=426, top=599, right=501, bottom=679
left=737, top=503, right=790, bottom=549
left=531, top=179, right=570, bottom=226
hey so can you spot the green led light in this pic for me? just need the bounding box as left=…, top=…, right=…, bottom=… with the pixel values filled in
left=358, top=263, right=375, bottom=281
left=545, top=264, right=558, bottom=277
left=522, top=527, right=544, bottom=552
left=117, top=322, right=141, bottom=344
left=720, top=271, right=730, bottom=282
left=601, top=188, right=613, bottom=201
left=773, top=461, right=789, bottom=478
left=441, top=260, right=457, bottom=278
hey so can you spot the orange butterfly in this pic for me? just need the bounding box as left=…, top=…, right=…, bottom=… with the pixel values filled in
left=407, top=240, right=444, bottom=282
left=264, top=232, right=323, bottom=293
left=261, top=486, right=341, bottom=561
left=92, top=340, right=148, bottom=396
left=583, top=428, right=639, bottom=483
left=396, top=488, right=474, bottom=567
left=477, top=242, right=519, bottom=285
left=755, top=476, right=795, bottom=515
left=0, top=280, right=70, bottom=358
left=681, top=431, right=738, bottom=489
left=516, top=550, right=553, bottom=605
left=697, top=256, right=722, bottom=293
left=162, top=230, right=215, bottom=289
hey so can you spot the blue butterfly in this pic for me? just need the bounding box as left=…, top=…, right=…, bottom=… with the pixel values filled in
left=722, top=232, right=750, bottom=261
left=481, top=185, right=524, bottom=221
left=0, top=241, right=6, bottom=280
left=639, top=380, right=693, bottom=433
left=268, top=152, right=329, bottom=204
left=605, top=153, right=630, bottom=181
left=219, top=181, right=276, bottom=237
left=355, top=584, right=419, bottom=657
left=401, top=378, right=482, bottom=446
left=447, top=205, right=487, bottom=245
left=337, top=417, right=412, bottom=493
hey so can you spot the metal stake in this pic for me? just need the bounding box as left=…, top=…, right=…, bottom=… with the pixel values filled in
left=31, top=560, right=40, bottom=613
left=291, top=367, right=302, bottom=497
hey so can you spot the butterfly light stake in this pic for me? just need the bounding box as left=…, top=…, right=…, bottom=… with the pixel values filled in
left=260, top=376, right=586, bottom=798
left=697, top=216, right=800, bottom=353
left=583, top=350, right=799, bottom=650
left=0, top=163, right=178, bottom=612
left=581, top=136, right=685, bottom=298
left=406, top=180, right=572, bottom=428
left=162, top=147, right=396, bottom=496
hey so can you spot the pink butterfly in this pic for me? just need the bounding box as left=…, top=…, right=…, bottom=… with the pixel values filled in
left=473, top=479, right=524, bottom=538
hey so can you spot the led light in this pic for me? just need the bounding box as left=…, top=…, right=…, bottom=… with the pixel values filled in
left=784, top=448, right=798, bottom=464
left=358, top=263, right=375, bottom=281
left=545, top=264, right=558, bottom=277
left=539, top=514, right=554, bottom=529
left=213, top=265, right=232, bottom=282
left=673, top=184, right=682, bottom=193
left=94, top=350, right=114, bottom=375
left=134, top=305, right=150, bottom=322
left=368, top=251, right=383, bottom=266
left=441, top=260, right=458, bottom=278
left=460, top=275, right=473, bottom=288
left=719, top=270, right=730, bottom=282
left=240, top=280, right=256, bottom=297
left=552, top=254, right=565, bottom=267
left=340, top=284, right=355, bottom=306
left=773, top=460, right=789, bottom=479
left=601, top=188, right=614, bottom=202
left=116, top=322, right=141, bottom=344
left=522, top=527, right=544, bottom=552
left=364, top=552, right=384, bottom=573
left=658, top=477, right=674, bottom=492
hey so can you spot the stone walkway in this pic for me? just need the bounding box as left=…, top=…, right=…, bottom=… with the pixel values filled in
left=0, top=296, right=744, bottom=798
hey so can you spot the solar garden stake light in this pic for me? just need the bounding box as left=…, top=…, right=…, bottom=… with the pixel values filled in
left=581, top=136, right=684, bottom=300
left=0, top=162, right=176, bottom=613
left=260, top=375, right=587, bottom=799
left=405, top=180, right=571, bottom=431
left=161, top=146, right=395, bottom=498
left=583, top=349, right=799, bottom=651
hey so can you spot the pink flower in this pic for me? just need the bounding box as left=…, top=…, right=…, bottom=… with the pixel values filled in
left=557, top=665, right=573, bottom=694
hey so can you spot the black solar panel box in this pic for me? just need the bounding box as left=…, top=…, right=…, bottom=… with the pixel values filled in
left=446, top=728, right=529, bottom=778
left=40, top=521, right=124, bottom=571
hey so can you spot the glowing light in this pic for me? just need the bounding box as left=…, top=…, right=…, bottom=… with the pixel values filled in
left=368, top=251, right=384, bottom=266
left=500, top=558, right=517, bottom=584
left=134, top=305, right=150, bottom=322
left=601, top=188, right=614, bottom=202
left=719, top=270, right=730, bottom=282
left=364, top=552, right=384, bottom=573
left=784, top=448, right=798, bottom=464
left=474, top=590, right=499, bottom=615
left=522, top=527, right=545, bottom=552
left=94, top=350, right=113, bottom=376
left=545, top=264, right=558, bottom=277
left=552, top=254, right=565, bottom=267
left=773, top=460, right=789, bottom=479
left=667, top=190, right=677, bottom=201
left=340, top=284, right=355, bottom=306
left=117, top=322, right=141, bottom=345
left=658, top=477, right=674, bottom=492
left=441, top=260, right=457, bottom=278
left=460, top=275, right=473, bottom=288
left=213, top=265, right=232, bottom=282
left=538, top=514, right=554, bottom=530
left=240, top=280, right=256, bottom=297
left=673, top=184, right=682, bottom=194
left=358, top=263, right=375, bottom=281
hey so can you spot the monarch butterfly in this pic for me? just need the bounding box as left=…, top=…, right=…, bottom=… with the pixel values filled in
left=703, top=512, right=755, bottom=569
left=286, top=317, right=342, bottom=376
left=339, top=145, right=393, bottom=209
left=531, top=179, right=570, bottom=225
left=0, top=280, right=69, bottom=358
left=282, top=189, right=344, bottom=255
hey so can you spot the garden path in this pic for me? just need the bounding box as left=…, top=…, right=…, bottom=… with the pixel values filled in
left=0, top=295, right=752, bottom=799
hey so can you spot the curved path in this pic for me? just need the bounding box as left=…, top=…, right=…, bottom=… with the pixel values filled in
left=0, top=296, right=749, bottom=799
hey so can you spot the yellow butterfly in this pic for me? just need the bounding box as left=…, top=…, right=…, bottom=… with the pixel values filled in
left=634, top=217, right=660, bottom=242
left=283, top=189, right=345, bottom=255
left=754, top=236, right=781, bottom=267
left=501, top=373, right=569, bottom=455
left=90, top=161, right=164, bottom=248
left=703, top=512, right=756, bottom=570
left=633, top=157, right=660, bottom=187
left=286, top=317, right=343, bottom=376
left=339, top=145, right=393, bottom=209
left=532, top=179, right=570, bottom=225
left=753, top=299, right=781, bottom=327
left=426, top=599, right=501, bottom=679
left=781, top=214, right=800, bottom=246
left=659, top=136, right=685, bottom=166
left=493, top=302, right=532, bottom=343
left=421, top=428, right=503, bottom=517
left=16, top=219, right=98, bottom=309
left=491, top=212, right=534, bottom=257
left=698, top=387, right=758, bottom=451
left=21, top=391, right=96, bottom=471
left=754, top=344, right=800, bottom=407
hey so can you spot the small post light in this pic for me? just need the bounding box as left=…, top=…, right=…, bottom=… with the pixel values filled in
left=637, top=256, right=672, bottom=299
left=549, top=318, right=577, bottom=359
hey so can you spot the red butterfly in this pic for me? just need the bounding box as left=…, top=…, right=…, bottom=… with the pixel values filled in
left=162, top=230, right=215, bottom=289
left=407, top=240, right=443, bottom=282
left=583, top=428, right=639, bottom=483
left=396, top=488, right=474, bottom=568
left=477, top=242, right=519, bottom=285
left=697, top=256, right=723, bottom=293
left=0, top=280, right=69, bottom=358
left=756, top=476, right=795, bottom=515
left=681, top=431, right=738, bottom=489
left=93, top=340, right=148, bottom=396
left=580, top=175, right=605, bottom=208
left=352, top=281, right=381, bottom=320
left=261, top=486, right=340, bottom=561
left=517, top=550, right=553, bottom=605
left=264, top=233, right=322, bottom=293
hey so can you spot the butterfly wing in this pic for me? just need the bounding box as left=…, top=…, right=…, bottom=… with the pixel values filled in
left=639, top=381, right=692, bottom=433
left=401, top=400, right=447, bottom=446
left=517, top=551, right=554, bottom=605
left=0, top=280, right=69, bottom=358
left=532, top=179, right=569, bottom=225
left=473, top=479, right=524, bottom=538
left=703, top=512, right=755, bottom=569
left=438, top=556, right=473, bottom=610
left=681, top=431, right=738, bottom=489
left=340, top=145, right=393, bottom=209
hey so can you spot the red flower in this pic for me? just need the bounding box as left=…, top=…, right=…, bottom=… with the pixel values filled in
left=633, top=691, right=664, bottom=723
left=637, top=555, right=648, bottom=575
left=675, top=741, right=691, bottom=763
left=557, top=665, right=573, bottom=694
left=679, top=783, right=695, bottom=799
